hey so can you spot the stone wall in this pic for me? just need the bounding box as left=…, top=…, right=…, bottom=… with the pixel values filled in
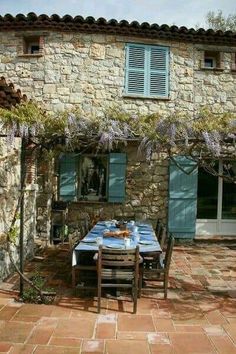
left=0, top=32, right=235, bottom=116
left=0, top=30, right=236, bottom=244
left=0, top=138, right=36, bottom=280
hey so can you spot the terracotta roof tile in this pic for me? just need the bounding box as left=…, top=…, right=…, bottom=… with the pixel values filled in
left=0, top=12, right=235, bottom=45
left=0, top=77, right=27, bottom=109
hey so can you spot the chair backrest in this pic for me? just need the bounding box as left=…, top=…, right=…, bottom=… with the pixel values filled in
left=164, top=234, right=175, bottom=272
left=98, top=245, right=140, bottom=275
left=159, top=226, right=167, bottom=249
left=155, top=219, right=163, bottom=239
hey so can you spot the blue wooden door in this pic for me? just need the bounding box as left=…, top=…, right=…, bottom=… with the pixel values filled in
left=108, top=153, right=126, bottom=203
left=168, top=156, right=198, bottom=239
left=59, top=153, right=78, bottom=201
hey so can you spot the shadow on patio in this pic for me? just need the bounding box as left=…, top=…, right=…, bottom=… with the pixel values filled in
left=0, top=241, right=236, bottom=353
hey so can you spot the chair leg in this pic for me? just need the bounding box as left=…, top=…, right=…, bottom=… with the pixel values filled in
left=138, top=269, right=143, bottom=298
left=132, top=278, right=138, bottom=314
left=164, top=274, right=168, bottom=299
left=97, top=277, right=101, bottom=313
left=72, top=267, right=75, bottom=288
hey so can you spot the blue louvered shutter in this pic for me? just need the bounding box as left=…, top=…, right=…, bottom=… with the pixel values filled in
left=125, top=44, right=169, bottom=97
left=149, top=46, right=169, bottom=97
left=125, top=44, right=145, bottom=95
left=59, top=153, right=78, bottom=201
left=108, top=153, right=126, bottom=203
left=168, top=156, right=198, bottom=239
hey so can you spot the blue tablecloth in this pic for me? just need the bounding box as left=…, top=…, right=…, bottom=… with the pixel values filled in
left=72, top=221, right=162, bottom=266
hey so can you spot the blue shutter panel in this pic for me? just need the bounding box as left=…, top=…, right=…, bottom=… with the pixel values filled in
left=59, top=153, right=78, bottom=201
left=168, top=156, right=198, bottom=239
left=108, top=153, right=126, bottom=203
left=126, top=44, right=145, bottom=95
left=149, top=46, right=169, bottom=97
left=125, top=44, right=169, bottom=97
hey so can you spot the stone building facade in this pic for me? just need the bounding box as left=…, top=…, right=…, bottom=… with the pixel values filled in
left=0, top=14, right=235, bottom=270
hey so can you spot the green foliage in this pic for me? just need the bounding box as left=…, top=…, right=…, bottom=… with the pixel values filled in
left=192, top=108, right=235, bottom=133
left=206, top=10, right=236, bottom=31
left=21, top=272, right=54, bottom=304
left=8, top=225, right=19, bottom=244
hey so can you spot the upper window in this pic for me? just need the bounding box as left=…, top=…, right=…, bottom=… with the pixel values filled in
left=202, top=50, right=223, bottom=70
left=124, top=43, right=169, bottom=98
left=23, top=36, right=42, bottom=55
left=58, top=153, right=126, bottom=203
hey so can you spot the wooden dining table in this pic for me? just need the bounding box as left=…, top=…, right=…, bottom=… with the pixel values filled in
left=71, top=220, right=162, bottom=289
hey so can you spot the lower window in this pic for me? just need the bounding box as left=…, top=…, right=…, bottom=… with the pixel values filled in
left=80, top=155, right=108, bottom=201
left=197, top=161, right=236, bottom=219
left=58, top=152, right=126, bottom=203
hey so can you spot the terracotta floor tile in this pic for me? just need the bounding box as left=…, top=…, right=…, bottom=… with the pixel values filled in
left=223, top=324, right=236, bottom=343
left=206, top=310, right=228, bottom=325
left=203, top=325, right=226, bottom=336
left=26, top=321, right=56, bottom=344
left=50, top=305, right=72, bottom=318
left=34, top=345, right=80, bottom=353
left=82, top=340, right=104, bottom=353
left=53, top=318, right=95, bottom=338
left=9, top=344, right=36, bottom=354
left=149, top=343, right=174, bottom=354
left=12, top=314, right=41, bottom=322
left=16, top=304, right=53, bottom=317
left=1, top=242, right=236, bottom=353
left=174, top=324, right=204, bottom=332
left=49, top=336, right=82, bottom=347
left=153, top=318, right=175, bottom=332
left=227, top=317, right=236, bottom=324
left=70, top=310, right=97, bottom=320
left=209, top=334, right=236, bottom=354
left=152, top=309, right=171, bottom=318
left=95, top=314, right=116, bottom=339
left=135, top=298, right=159, bottom=314
left=172, top=315, right=209, bottom=326
left=0, top=298, right=11, bottom=305
left=169, top=332, right=216, bottom=354
left=105, top=339, right=150, bottom=354
left=0, top=321, right=34, bottom=343
left=95, top=323, right=116, bottom=339
left=117, top=331, right=148, bottom=340
left=0, top=306, right=19, bottom=320
left=147, top=332, right=170, bottom=345
left=0, top=342, right=12, bottom=352
left=118, top=314, right=155, bottom=332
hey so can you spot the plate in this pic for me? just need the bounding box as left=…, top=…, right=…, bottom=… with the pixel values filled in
left=139, top=231, right=150, bottom=235
left=139, top=240, right=153, bottom=245
left=106, top=244, right=123, bottom=249
left=81, top=238, right=96, bottom=243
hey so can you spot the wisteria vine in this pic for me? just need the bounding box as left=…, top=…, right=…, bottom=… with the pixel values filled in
left=0, top=101, right=235, bottom=180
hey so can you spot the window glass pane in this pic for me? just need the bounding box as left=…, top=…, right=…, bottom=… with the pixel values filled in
left=197, top=167, right=218, bottom=219
left=204, top=58, right=214, bottom=68
left=222, top=162, right=236, bottom=219
left=80, top=156, right=108, bottom=201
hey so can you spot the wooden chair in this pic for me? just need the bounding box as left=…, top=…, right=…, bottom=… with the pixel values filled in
left=141, top=226, right=167, bottom=270
left=139, top=234, right=175, bottom=299
left=97, top=245, right=141, bottom=314
left=72, top=250, right=97, bottom=292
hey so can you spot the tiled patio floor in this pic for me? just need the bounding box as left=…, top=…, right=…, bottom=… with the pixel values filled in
left=0, top=241, right=236, bottom=353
